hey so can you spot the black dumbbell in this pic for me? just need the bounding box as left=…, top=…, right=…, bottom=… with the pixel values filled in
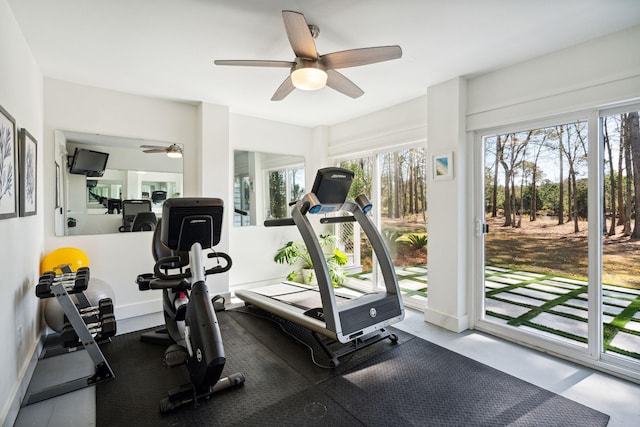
left=95, top=315, right=117, bottom=339
left=40, top=268, right=89, bottom=284
left=37, top=269, right=90, bottom=294
left=60, top=314, right=117, bottom=347
left=78, top=298, right=114, bottom=319
left=60, top=323, right=80, bottom=347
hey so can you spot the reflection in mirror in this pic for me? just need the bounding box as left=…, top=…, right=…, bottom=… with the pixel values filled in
left=233, top=150, right=304, bottom=227
left=57, top=131, right=183, bottom=236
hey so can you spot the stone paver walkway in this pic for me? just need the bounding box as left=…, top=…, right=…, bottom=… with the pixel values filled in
left=347, top=265, right=640, bottom=359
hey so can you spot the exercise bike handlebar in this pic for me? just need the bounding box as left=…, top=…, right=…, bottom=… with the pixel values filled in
left=154, top=256, right=191, bottom=281
left=153, top=251, right=232, bottom=281
left=205, top=252, right=232, bottom=275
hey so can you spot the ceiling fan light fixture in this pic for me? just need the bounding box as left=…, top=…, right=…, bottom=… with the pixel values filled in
left=291, top=60, right=327, bottom=91
left=166, top=151, right=182, bottom=158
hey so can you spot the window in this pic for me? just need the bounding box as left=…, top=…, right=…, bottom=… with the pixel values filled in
left=265, top=166, right=305, bottom=220
left=337, top=145, right=428, bottom=309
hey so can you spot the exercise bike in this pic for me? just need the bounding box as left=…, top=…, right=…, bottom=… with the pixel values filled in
left=137, top=197, right=244, bottom=413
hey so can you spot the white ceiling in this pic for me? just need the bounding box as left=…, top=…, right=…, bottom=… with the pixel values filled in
left=8, top=0, right=640, bottom=128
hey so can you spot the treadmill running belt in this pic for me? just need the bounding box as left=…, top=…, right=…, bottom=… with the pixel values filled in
left=272, top=289, right=349, bottom=311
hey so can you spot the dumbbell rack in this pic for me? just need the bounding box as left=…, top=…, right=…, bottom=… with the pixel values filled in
left=22, top=276, right=115, bottom=406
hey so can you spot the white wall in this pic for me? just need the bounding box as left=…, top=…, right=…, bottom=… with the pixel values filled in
left=43, top=79, right=199, bottom=319
left=466, top=25, right=640, bottom=131
left=42, top=81, right=320, bottom=315
left=329, top=96, right=427, bottom=158
left=424, top=77, right=469, bottom=332
left=228, top=114, right=315, bottom=288
left=0, top=1, right=43, bottom=424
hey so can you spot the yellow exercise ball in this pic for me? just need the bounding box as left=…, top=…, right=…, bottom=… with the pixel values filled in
left=40, top=247, right=90, bottom=275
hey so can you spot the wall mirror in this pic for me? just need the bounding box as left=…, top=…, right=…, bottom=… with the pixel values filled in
left=56, top=130, right=183, bottom=236
left=233, top=150, right=304, bottom=227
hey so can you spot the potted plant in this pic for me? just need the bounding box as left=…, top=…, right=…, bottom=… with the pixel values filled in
left=274, top=235, right=348, bottom=286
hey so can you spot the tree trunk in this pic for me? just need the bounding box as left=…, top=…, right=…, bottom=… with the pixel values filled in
left=503, top=168, right=512, bottom=227
left=518, top=153, right=525, bottom=228
left=617, top=132, right=625, bottom=226
left=557, top=127, right=565, bottom=225
left=492, top=140, right=499, bottom=217
left=628, top=111, right=640, bottom=239
left=529, top=135, right=545, bottom=222
left=571, top=170, right=579, bottom=233
left=604, top=120, right=616, bottom=236
left=624, top=114, right=632, bottom=235
left=511, top=174, right=517, bottom=227
left=409, top=150, right=415, bottom=215
left=394, top=152, right=401, bottom=218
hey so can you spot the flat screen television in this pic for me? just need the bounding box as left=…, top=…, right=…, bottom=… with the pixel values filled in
left=68, top=148, right=109, bottom=177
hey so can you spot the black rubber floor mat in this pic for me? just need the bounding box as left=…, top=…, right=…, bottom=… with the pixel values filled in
left=96, top=311, right=310, bottom=427
left=226, top=306, right=415, bottom=383
left=97, top=309, right=609, bottom=426
left=319, top=338, right=610, bottom=426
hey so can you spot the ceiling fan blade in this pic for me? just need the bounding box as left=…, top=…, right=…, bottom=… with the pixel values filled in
left=282, top=10, right=318, bottom=60
left=140, top=145, right=167, bottom=149
left=143, top=149, right=168, bottom=154
left=214, top=59, right=294, bottom=68
left=326, top=70, right=364, bottom=98
left=321, top=45, right=402, bottom=69
left=271, top=76, right=295, bottom=101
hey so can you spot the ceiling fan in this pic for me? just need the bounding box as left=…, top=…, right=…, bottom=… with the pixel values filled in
left=140, top=143, right=183, bottom=158
left=214, top=10, right=402, bottom=101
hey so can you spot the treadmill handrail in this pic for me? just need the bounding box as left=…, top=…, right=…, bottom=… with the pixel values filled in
left=289, top=194, right=404, bottom=340
left=291, top=201, right=340, bottom=333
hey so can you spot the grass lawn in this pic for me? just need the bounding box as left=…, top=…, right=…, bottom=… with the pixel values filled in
left=484, top=215, right=640, bottom=289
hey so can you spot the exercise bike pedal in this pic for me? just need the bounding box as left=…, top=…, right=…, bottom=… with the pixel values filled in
left=164, top=344, right=188, bottom=367
left=160, top=384, right=194, bottom=413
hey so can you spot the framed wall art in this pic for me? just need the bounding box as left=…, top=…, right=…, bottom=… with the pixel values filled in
left=433, top=152, right=453, bottom=181
left=19, top=128, right=37, bottom=216
left=0, top=103, right=17, bottom=220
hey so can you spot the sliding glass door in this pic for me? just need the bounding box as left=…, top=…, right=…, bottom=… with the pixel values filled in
left=482, top=121, right=591, bottom=350
left=476, top=106, right=640, bottom=379
left=600, top=107, right=640, bottom=365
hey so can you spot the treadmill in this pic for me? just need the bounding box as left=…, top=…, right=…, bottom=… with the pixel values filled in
left=235, top=167, right=405, bottom=366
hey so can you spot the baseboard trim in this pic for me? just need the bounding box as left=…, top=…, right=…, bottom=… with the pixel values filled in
left=424, top=307, right=469, bottom=333
left=1, top=331, right=45, bottom=427
left=114, top=298, right=162, bottom=320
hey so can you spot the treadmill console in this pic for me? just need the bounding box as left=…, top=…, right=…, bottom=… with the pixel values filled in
left=308, top=167, right=354, bottom=213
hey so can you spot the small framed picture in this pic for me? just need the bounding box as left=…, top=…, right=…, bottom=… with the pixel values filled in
left=0, top=103, right=17, bottom=220
left=19, top=128, right=37, bottom=216
left=433, top=152, right=453, bottom=181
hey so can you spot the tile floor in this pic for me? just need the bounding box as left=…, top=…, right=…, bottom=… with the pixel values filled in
left=11, top=307, right=640, bottom=427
